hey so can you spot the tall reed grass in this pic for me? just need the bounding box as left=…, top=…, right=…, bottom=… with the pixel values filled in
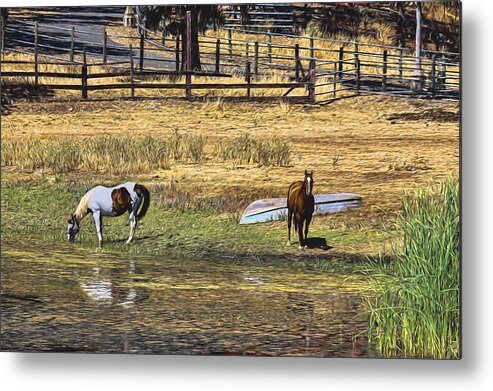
left=2, top=132, right=292, bottom=173
left=365, top=177, right=460, bottom=358
left=1, top=132, right=204, bottom=174
left=214, top=133, right=292, bottom=168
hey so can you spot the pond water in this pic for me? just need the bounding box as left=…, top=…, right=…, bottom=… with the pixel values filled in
left=1, top=243, right=372, bottom=357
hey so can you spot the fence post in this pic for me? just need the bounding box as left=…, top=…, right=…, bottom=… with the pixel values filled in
left=267, top=30, right=272, bottom=64
left=70, top=26, right=75, bottom=62
left=398, top=44, right=403, bottom=79
left=294, top=43, right=300, bottom=80
left=139, top=33, right=144, bottom=72
left=34, top=21, right=39, bottom=49
left=228, top=29, right=232, bottom=59
left=34, top=46, right=39, bottom=96
left=34, top=22, right=39, bottom=95
left=310, top=35, right=314, bottom=60
left=175, top=34, right=180, bottom=71
left=129, top=44, right=135, bottom=98
left=355, top=57, right=361, bottom=94
left=254, top=41, right=259, bottom=76
left=354, top=43, right=360, bottom=94
left=441, top=55, right=447, bottom=90
left=185, top=10, right=192, bottom=99
left=81, top=47, right=88, bottom=99
left=333, top=62, right=337, bottom=100
left=430, top=54, right=436, bottom=96
left=308, top=60, right=315, bottom=104
left=245, top=42, right=249, bottom=60
left=382, top=50, right=388, bottom=92
left=245, top=60, right=251, bottom=98
left=34, top=21, right=39, bottom=59
left=0, top=16, right=5, bottom=52
left=102, top=27, right=107, bottom=64
left=142, top=16, right=147, bottom=39
left=215, top=39, right=220, bottom=74
left=338, top=46, right=344, bottom=79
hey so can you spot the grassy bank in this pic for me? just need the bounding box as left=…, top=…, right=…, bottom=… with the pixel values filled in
left=2, top=97, right=460, bottom=228
left=1, top=179, right=391, bottom=274
left=365, top=177, right=460, bottom=359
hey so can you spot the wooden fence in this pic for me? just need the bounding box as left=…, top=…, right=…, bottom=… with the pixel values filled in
left=1, top=13, right=460, bottom=103
left=1, top=14, right=314, bottom=102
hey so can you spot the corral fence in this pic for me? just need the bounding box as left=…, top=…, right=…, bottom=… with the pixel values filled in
left=222, top=3, right=294, bottom=31
left=1, top=12, right=459, bottom=103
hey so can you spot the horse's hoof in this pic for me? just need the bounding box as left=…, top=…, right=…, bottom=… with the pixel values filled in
left=298, top=245, right=303, bottom=250
left=286, top=241, right=291, bottom=247
left=304, top=245, right=309, bottom=249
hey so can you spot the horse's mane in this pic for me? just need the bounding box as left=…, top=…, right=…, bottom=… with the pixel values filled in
left=75, top=189, right=94, bottom=220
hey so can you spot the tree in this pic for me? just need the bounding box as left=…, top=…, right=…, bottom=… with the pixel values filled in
left=0, top=8, right=8, bottom=21
left=413, top=1, right=423, bottom=91
left=137, top=5, right=226, bottom=71
left=308, top=4, right=363, bottom=39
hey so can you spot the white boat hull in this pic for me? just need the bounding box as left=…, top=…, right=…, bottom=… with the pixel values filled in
left=239, top=193, right=362, bottom=224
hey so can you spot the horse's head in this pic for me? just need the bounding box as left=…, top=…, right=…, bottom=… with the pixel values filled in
left=304, top=170, right=314, bottom=196
left=67, top=214, right=80, bottom=242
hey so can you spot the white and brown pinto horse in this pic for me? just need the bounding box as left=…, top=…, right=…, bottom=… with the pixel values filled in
left=68, top=182, right=150, bottom=246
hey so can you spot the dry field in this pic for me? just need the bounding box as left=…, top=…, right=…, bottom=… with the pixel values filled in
left=2, top=95, right=459, bottom=231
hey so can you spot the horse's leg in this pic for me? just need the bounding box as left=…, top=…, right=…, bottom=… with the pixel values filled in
left=93, top=210, right=103, bottom=246
left=126, top=201, right=141, bottom=244
left=286, top=210, right=293, bottom=246
left=304, top=214, right=312, bottom=247
left=126, top=214, right=137, bottom=244
left=297, top=215, right=304, bottom=249
left=126, top=212, right=137, bottom=244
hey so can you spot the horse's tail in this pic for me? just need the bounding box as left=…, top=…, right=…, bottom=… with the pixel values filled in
left=135, top=184, right=150, bottom=220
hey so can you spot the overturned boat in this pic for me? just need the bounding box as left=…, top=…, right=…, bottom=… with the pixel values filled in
left=239, top=193, right=362, bottom=225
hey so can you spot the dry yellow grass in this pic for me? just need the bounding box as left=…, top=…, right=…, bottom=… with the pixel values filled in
left=2, top=95, right=459, bottom=229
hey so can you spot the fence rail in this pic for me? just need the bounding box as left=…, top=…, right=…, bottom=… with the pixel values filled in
left=1, top=15, right=460, bottom=103
left=1, top=56, right=314, bottom=101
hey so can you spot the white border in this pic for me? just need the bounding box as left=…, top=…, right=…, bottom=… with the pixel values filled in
left=2, top=1, right=492, bottom=390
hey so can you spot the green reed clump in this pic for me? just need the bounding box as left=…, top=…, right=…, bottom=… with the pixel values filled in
left=365, top=176, right=460, bottom=358
left=2, top=132, right=205, bottom=174
left=214, top=133, right=292, bottom=168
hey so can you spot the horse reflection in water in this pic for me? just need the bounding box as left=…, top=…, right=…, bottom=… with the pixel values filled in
left=79, top=260, right=141, bottom=309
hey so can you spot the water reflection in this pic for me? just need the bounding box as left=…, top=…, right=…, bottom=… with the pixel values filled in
left=80, top=281, right=113, bottom=303
left=242, top=270, right=265, bottom=285
left=119, top=287, right=137, bottom=308
left=1, top=243, right=371, bottom=357
left=79, top=261, right=142, bottom=308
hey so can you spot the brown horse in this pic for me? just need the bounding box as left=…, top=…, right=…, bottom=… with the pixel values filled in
left=287, top=170, right=315, bottom=249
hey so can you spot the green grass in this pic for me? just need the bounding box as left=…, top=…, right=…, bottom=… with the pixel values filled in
left=364, top=176, right=460, bottom=359
left=0, top=179, right=382, bottom=274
